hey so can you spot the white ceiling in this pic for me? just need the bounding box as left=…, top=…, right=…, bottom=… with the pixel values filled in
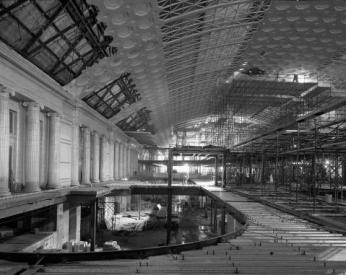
left=69, top=0, right=346, bottom=146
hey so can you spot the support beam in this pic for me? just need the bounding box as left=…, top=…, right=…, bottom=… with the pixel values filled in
left=22, top=1, right=69, bottom=53
left=213, top=205, right=218, bottom=233
left=214, top=155, right=218, bottom=186
left=221, top=207, right=226, bottom=235
left=90, top=199, right=97, bottom=251
left=222, top=153, right=226, bottom=188
left=295, top=123, right=300, bottom=201
left=166, top=148, right=173, bottom=245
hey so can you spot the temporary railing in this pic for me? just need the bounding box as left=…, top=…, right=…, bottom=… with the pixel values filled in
left=0, top=188, right=248, bottom=264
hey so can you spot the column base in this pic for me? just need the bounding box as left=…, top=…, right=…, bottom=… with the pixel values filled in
left=23, top=182, right=41, bottom=193
left=46, top=184, right=60, bottom=190
left=0, top=189, right=11, bottom=197
left=82, top=182, right=92, bottom=186
left=71, top=181, right=80, bottom=187
left=92, top=180, right=99, bottom=184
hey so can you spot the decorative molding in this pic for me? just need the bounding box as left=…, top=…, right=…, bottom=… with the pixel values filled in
left=0, top=40, right=140, bottom=145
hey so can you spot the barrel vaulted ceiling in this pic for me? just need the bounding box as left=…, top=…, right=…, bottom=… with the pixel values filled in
left=1, top=1, right=346, bottom=147
left=72, top=0, right=346, bottom=146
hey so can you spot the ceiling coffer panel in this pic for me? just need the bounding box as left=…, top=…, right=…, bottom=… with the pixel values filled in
left=79, top=0, right=271, bottom=145
left=243, top=0, right=346, bottom=79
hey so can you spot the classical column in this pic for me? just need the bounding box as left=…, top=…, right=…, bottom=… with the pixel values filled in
left=214, top=155, right=218, bottom=186
left=24, top=102, right=41, bottom=193
left=123, top=144, right=128, bottom=178
left=106, top=139, right=110, bottom=180
left=114, top=142, right=120, bottom=180
left=135, top=150, right=139, bottom=173
left=127, top=147, right=132, bottom=178
left=0, top=90, right=11, bottom=196
left=71, top=109, right=80, bottom=186
left=91, top=131, right=100, bottom=183
left=109, top=139, right=115, bottom=181
left=119, top=143, right=124, bottom=179
left=47, top=112, right=61, bottom=189
left=81, top=127, right=91, bottom=185
left=132, top=150, right=136, bottom=175
left=100, top=135, right=108, bottom=182
left=130, top=149, right=133, bottom=176
left=39, top=115, right=47, bottom=189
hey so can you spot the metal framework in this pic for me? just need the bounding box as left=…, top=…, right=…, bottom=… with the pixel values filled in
left=83, top=73, right=140, bottom=119
left=0, top=0, right=115, bottom=85
left=161, top=0, right=272, bottom=126
left=2, top=0, right=346, bottom=153
left=116, top=107, right=152, bottom=132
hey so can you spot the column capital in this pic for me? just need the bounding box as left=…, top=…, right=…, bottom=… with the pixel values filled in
left=81, top=125, right=90, bottom=132
left=47, top=112, right=61, bottom=118
left=23, top=101, right=41, bottom=109
left=0, top=89, right=10, bottom=99
left=92, top=130, right=100, bottom=137
left=0, top=85, right=15, bottom=96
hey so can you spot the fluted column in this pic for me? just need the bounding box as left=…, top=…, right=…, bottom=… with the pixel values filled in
left=91, top=131, right=100, bottom=183
left=0, top=90, right=11, bottom=196
left=114, top=142, right=120, bottom=180
left=24, top=102, right=41, bottom=193
left=81, top=127, right=91, bottom=185
left=130, top=148, right=133, bottom=176
left=134, top=150, right=139, bottom=173
left=47, top=112, right=60, bottom=189
left=129, top=147, right=133, bottom=176
left=100, top=135, right=108, bottom=182
left=109, top=139, right=115, bottom=181
left=133, top=150, right=137, bottom=174
left=119, top=143, right=124, bottom=179
left=105, top=139, right=110, bottom=180
left=71, top=110, right=79, bottom=186
left=39, top=115, right=47, bottom=189
left=123, top=144, right=128, bottom=178
left=127, top=147, right=132, bottom=178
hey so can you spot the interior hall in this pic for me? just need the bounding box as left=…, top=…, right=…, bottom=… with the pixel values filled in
left=1, top=0, right=346, bottom=274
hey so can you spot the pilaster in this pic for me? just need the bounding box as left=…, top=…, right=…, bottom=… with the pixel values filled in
left=119, top=143, right=124, bottom=179
left=91, top=131, right=100, bottom=183
left=0, top=89, right=11, bottom=196
left=123, top=144, right=128, bottom=178
left=47, top=112, right=60, bottom=189
left=81, top=126, right=91, bottom=185
left=100, top=135, right=108, bottom=182
left=114, top=141, right=120, bottom=180
left=71, top=109, right=80, bottom=186
left=24, top=102, right=41, bottom=193
left=109, top=133, right=115, bottom=181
